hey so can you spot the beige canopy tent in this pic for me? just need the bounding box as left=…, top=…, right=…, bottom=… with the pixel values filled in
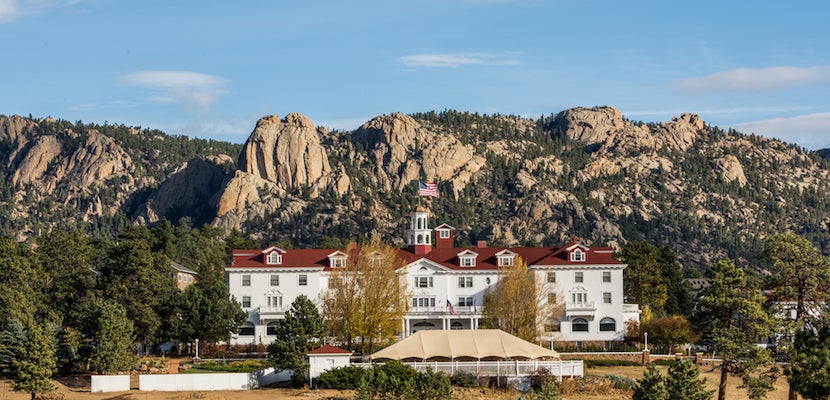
left=371, top=329, right=560, bottom=361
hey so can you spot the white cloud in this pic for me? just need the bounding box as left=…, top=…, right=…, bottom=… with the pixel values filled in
left=152, top=119, right=254, bottom=143
left=0, top=0, right=83, bottom=23
left=730, top=112, right=830, bottom=150
left=0, top=0, right=19, bottom=23
left=400, top=52, right=520, bottom=68
left=677, top=65, right=830, bottom=92
left=123, top=70, right=227, bottom=113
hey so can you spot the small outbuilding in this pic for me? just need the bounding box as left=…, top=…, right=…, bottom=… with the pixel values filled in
left=371, top=329, right=560, bottom=361
left=308, top=345, right=352, bottom=380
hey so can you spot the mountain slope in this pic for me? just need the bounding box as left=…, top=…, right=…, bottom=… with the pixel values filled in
left=2, top=107, right=829, bottom=271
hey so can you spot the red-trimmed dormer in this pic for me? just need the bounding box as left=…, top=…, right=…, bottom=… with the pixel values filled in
left=457, top=249, right=478, bottom=267
left=565, top=241, right=589, bottom=263
left=495, top=249, right=516, bottom=267
left=434, top=224, right=455, bottom=249
left=406, top=207, right=432, bottom=255
left=263, top=246, right=286, bottom=265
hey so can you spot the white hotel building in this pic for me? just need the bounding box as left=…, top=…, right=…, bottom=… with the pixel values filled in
left=226, top=208, right=640, bottom=347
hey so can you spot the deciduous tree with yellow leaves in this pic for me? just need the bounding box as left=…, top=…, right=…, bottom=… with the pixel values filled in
left=321, top=239, right=410, bottom=355
left=481, top=256, right=558, bottom=342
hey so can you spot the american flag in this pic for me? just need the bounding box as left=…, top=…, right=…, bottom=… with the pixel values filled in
left=419, top=181, right=439, bottom=198
left=446, top=299, right=456, bottom=315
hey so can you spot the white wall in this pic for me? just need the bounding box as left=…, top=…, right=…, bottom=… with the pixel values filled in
left=91, top=375, right=130, bottom=392
left=139, top=373, right=255, bottom=391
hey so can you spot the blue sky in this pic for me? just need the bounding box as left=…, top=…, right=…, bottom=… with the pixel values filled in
left=2, top=1, right=830, bottom=149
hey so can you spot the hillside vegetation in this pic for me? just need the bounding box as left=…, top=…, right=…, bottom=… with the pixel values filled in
left=2, top=106, right=830, bottom=271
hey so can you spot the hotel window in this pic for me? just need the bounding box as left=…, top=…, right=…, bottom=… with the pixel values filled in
left=548, top=293, right=557, bottom=304
left=603, top=292, right=612, bottom=304
left=242, top=275, right=251, bottom=286
left=547, top=320, right=561, bottom=332
left=238, top=323, right=255, bottom=336
left=602, top=271, right=611, bottom=283
left=242, top=296, right=251, bottom=308
left=458, top=276, right=473, bottom=288
left=600, top=317, right=616, bottom=332
left=459, top=256, right=476, bottom=267
left=330, top=257, right=346, bottom=268
left=570, top=249, right=585, bottom=262
left=498, top=256, right=514, bottom=267
left=298, top=274, right=308, bottom=286
left=270, top=274, right=279, bottom=286
left=574, top=271, right=583, bottom=283
left=266, top=294, right=282, bottom=309
left=266, top=252, right=282, bottom=265
left=415, top=276, right=434, bottom=288
left=412, top=297, right=436, bottom=308
left=546, top=271, right=556, bottom=283
left=572, top=318, right=589, bottom=332
left=266, top=322, right=279, bottom=336
left=458, top=296, right=474, bottom=307
left=571, top=292, right=587, bottom=304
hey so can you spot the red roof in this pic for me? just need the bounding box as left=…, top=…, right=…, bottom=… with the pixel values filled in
left=229, top=242, right=621, bottom=271
left=309, top=345, right=352, bottom=355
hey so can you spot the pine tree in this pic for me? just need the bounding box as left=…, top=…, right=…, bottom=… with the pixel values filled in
left=763, top=233, right=830, bottom=400
left=697, top=259, right=776, bottom=400
left=633, top=363, right=668, bottom=400
left=665, top=359, right=713, bottom=400
left=9, top=321, right=56, bottom=400
left=91, top=300, right=135, bottom=374
left=0, top=319, right=26, bottom=378
left=787, top=323, right=830, bottom=400
left=267, top=295, right=326, bottom=384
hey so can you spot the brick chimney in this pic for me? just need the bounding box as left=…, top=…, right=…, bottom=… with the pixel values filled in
left=477, top=240, right=488, bottom=249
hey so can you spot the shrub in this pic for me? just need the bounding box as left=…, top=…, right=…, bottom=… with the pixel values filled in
left=194, top=360, right=264, bottom=373
left=584, top=359, right=640, bottom=368
left=315, top=365, right=366, bottom=390
left=528, top=367, right=554, bottom=390
left=450, top=370, right=479, bottom=387
left=414, top=368, right=452, bottom=399
left=603, top=374, right=635, bottom=391
left=354, top=362, right=451, bottom=400
left=525, top=378, right=560, bottom=400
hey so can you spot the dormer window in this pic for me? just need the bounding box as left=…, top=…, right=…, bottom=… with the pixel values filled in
left=570, top=249, right=585, bottom=262
left=327, top=251, right=348, bottom=268
left=495, top=250, right=515, bottom=267
left=369, top=256, right=383, bottom=268
left=457, top=250, right=478, bottom=267
left=439, top=229, right=450, bottom=239
left=266, top=252, right=282, bottom=265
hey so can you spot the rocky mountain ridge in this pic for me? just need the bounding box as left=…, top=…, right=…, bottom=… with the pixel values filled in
left=2, top=106, right=829, bottom=270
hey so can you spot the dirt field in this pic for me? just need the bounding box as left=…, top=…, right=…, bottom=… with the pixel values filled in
left=0, top=365, right=793, bottom=400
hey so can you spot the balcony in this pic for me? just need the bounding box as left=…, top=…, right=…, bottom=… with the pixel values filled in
left=257, top=305, right=287, bottom=322
left=409, top=306, right=480, bottom=316
left=565, top=301, right=596, bottom=318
